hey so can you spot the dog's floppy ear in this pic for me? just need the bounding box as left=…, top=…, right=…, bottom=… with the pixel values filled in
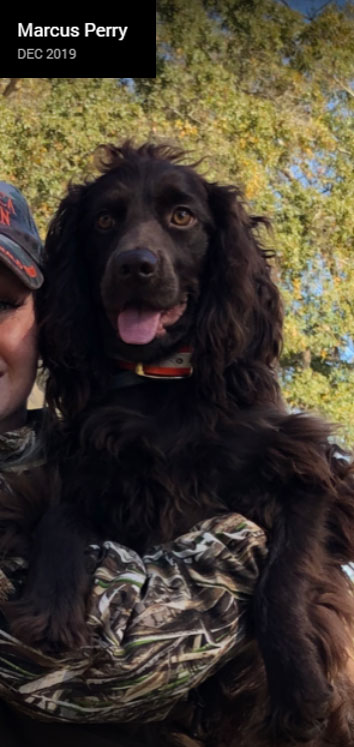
left=36, top=184, right=99, bottom=418
left=193, top=183, right=283, bottom=405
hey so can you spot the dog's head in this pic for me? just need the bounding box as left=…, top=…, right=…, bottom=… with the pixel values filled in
left=38, top=142, right=282, bottom=415
left=80, top=144, right=213, bottom=364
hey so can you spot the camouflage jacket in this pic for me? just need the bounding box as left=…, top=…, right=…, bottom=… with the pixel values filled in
left=0, top=415, right=267, bottom=726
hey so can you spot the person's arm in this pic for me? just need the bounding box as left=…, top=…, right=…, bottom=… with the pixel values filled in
left=0, top=514, right=266, bottom=724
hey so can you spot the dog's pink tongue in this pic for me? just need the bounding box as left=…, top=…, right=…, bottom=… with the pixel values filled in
left=118, top=308, right=162, bottom=345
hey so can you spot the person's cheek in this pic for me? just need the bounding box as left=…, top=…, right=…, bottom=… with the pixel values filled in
left=10, top=301, right=38, bottom=396
left=20, top=321, right=38, bottom=386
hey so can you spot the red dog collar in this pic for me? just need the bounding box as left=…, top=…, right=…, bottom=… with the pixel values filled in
left=117, top=346, right=193, bottom=379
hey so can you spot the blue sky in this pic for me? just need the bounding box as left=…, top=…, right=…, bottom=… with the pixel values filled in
left=287, top=0, right=346, bottom=12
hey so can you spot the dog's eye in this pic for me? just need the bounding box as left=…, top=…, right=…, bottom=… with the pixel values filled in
left=96, top=213, right=116, bottom=231
left=170, top=207, right=196, bottom=227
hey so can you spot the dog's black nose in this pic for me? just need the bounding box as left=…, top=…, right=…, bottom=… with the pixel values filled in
left=116, top=249, right=158, bottom=279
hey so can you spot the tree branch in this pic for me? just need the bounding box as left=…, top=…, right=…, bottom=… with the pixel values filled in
left=333, top=76, right=354, bottom=99
left=170, top=106, right=204, bottom=127
left=306, top=1, right=332, bottom=20
left=3, top=79, right=20, bottom=97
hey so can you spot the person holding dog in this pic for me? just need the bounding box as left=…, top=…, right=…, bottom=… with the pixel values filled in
left=0, top=182, right=266, bottom=746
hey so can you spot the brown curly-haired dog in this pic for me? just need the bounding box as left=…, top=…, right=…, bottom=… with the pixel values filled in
left=2, top=143, right=354, bottom=746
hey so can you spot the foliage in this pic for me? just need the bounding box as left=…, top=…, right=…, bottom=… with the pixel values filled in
left=1, top=0, right=354, bottom=440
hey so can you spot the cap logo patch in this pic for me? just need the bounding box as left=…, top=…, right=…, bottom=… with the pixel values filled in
left=0, top=193, right=15, bottom=227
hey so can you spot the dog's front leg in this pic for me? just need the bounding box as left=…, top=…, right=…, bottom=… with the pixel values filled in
left=4, top=503, right=90, bottom=649
left=253, top=491, right=332, bottom=743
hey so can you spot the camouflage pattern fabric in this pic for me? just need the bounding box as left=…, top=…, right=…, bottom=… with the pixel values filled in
left=0, top=418, right=267, bottom=724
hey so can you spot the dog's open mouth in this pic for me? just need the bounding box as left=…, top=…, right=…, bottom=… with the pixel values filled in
left=117, top=300, right=187, bottom=345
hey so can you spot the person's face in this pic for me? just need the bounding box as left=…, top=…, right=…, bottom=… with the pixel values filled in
left=0, top=264, right=38, bottom=433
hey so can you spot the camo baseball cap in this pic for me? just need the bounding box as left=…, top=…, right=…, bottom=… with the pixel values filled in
left=0, top=182, right=43, bottom=290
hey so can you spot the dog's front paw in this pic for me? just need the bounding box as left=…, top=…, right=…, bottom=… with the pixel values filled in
left=3, top=592, right=89, bottom=651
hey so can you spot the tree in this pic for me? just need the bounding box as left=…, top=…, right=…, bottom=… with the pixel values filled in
left=1, top=0, right=354, bottom=439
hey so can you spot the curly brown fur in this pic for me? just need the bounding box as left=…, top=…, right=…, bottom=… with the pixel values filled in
left=1, top=142, right=354, bottom=746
